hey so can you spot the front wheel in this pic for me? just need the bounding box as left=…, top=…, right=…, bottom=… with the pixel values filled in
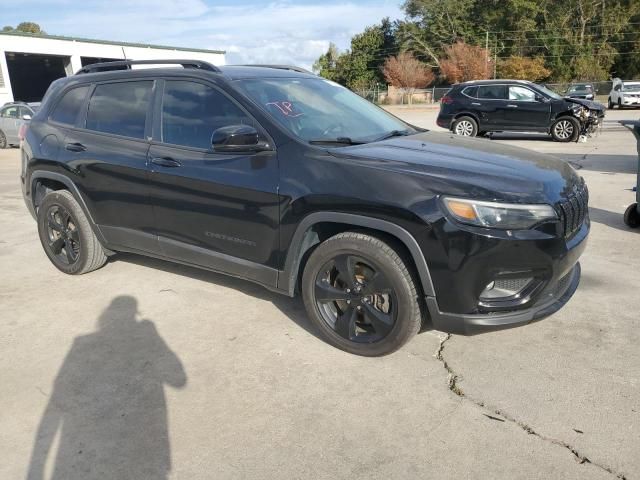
left=452, top=116, right=478, bottom=137
left=608, top=97, right=615, bottom=109
left=301, top=232, right=422, bottom=356
left=551, top=117, right=580, bottom=142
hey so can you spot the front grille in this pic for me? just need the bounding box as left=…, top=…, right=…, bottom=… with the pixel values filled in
left=556, top=184, right=589, bottom=238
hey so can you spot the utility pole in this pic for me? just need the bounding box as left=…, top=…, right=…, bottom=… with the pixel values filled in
left=494, top=35, right=498, bottom=79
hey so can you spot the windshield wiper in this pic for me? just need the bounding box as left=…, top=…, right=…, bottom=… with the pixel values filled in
left=308, top=137, right=364, bottom=146
left=370, top=129, right=414, bottom=142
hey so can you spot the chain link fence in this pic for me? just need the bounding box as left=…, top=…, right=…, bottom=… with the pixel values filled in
left=360, top=81, right=614, bottom=105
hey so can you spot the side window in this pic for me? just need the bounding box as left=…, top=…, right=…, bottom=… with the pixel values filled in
left=161, top=80, right=253, bottom=149
left=462, top=86, right=478, bottom=98
left=50, top=86, right=89, bottom=126
left=478, top=85, right=507, bottom=100
left=0, top=107, right=10, bottom=118
left=614, top=84, right=621, bottom=92
left=2, top=106, right=19, bottom=118
left=86, top=81, right=152, bottom=139
left=508, top=86, right=536, bottom=102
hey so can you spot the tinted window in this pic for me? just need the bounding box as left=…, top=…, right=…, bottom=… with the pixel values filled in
left=508, top=86, right=536, bottom=102
left=478, top=85, right=507, bottom=100
left=161, top=81, right=252, bottom=149
left=50, top=86, right=89, bottom=125
left=86, top=81, right=152, bottom=139
left=462, top=86, right=478, bottom=98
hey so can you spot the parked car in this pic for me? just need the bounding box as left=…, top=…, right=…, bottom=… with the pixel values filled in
left=21, top=60, right=589, bottom=356
left=608, top=78, right=640, bottom=109
left=437, top=79, right=605, bottom=142
left=565, top=83, right=594, bottom=100
left=0, top=101, right=39, bottom=148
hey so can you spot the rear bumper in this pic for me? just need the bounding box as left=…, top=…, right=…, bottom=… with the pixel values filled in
left=426, top=262, right=581, bottom=335
left=436, top=113, right=453, bottom=129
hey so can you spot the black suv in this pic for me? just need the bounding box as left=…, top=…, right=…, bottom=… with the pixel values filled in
left=21, top=60, right=589, bottom=356
left=437, top=79, right=604, bottom=142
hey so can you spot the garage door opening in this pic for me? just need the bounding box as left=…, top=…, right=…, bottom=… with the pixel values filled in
left=6, top=52, right=70, bottom=102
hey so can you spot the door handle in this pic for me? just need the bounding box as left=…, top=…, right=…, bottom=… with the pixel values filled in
left=65, top=142, right=87, bottom=152
left=506, top=104, right=518, bottom=108
left=471, top=102, right=482, bottom=106
left=151, top=156, right=182, bottom=168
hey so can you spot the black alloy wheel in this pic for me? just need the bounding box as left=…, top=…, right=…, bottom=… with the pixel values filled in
left=302, top=232, right=422, bottom=356
left=44, top=204, right=81, bottom=265
left=37, top=190, right=107, bottom=274
left=314, top=253, right=397, bottom=343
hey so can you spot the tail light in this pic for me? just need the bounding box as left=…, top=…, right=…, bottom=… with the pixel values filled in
left=18, top=123, right=28, bottom=141
left=440, top=95, right=453, bottom=105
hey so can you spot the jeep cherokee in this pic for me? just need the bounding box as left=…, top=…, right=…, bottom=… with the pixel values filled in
left=21, top=60, right=589, bottom=356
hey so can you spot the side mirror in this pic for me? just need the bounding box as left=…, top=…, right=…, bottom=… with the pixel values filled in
left=536, top=95, right=548, bottom=103
left=22, top=114, right=32, bottom=121
left=211, top=125, right=270, bottom=153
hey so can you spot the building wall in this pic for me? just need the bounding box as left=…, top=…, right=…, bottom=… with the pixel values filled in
left=0, top=33, right=225, bottom=104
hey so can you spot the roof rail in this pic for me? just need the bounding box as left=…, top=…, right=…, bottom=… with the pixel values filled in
left=76, top=59, right=221, bottom=75
left=239, top=64, right=315, bottom=75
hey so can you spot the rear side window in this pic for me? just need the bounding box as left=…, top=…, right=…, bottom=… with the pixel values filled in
left=86, top=81, right=152, bottom=139
left=478, top=85, right=507, bottom=100
left=161, top=80, right=252, bottom=149
left=50, top=86, right=89, bottom=126
left=462, top=86, right=478, bottom=98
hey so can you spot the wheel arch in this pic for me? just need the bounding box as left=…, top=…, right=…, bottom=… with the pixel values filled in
left=453, top=111, right=480, bottom=126
left=279, top=212, right=435, bottom=298
left=29, top=170, right=110, bottom=247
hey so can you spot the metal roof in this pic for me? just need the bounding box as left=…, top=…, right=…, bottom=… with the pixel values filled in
left=0, top=30, right=225, bottom=55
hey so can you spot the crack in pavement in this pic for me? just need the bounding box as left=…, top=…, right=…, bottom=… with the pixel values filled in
left=434, top=333, right=628, bottom=480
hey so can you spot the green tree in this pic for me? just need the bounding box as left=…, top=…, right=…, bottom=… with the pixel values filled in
left=2, top=22, right=46, bottom=34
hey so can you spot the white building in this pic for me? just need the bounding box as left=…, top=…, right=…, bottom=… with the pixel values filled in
left=0, top=31, right=226, bottom=104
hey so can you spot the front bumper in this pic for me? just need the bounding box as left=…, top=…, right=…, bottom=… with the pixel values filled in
left=426, top=262, right=581, bottom=335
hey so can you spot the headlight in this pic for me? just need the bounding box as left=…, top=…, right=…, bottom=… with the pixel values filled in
left=442, top=197, right=558, bottom=229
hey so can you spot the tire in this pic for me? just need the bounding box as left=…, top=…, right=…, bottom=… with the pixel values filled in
left=0, top=130, right=7, bottom=149
left=551, top=116, right=580, bottom=142
left=452, top=116, right=478, bottom=137
left=608, top=97, right=614, bottom=109
left=301, top=231, right=422, bottom=356
left=37, top=190, right=107, bottom=274
left=618, top=99, right=623, bottom=109
left=624, top=203, right=640, bottom=228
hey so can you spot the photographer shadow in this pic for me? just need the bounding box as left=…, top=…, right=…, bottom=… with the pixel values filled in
left=27, top=296, right=186, bottom=480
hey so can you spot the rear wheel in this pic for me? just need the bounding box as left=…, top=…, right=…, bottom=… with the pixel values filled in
left=452, top=116, right=478, bottom=137
left=551, top=117, right=579, bottom=142
left=301, top=232, right=422, bottom=356
left=37, top=190, right=107, bottom=274
left=0, top=130, right=7, bottom=149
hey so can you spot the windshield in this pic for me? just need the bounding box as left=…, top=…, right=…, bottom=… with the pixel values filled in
left=534, top=84, right=564, bottom=100
left=234, top=77, right=413, bottom=144
left=568, top=85, right=592, bottom=93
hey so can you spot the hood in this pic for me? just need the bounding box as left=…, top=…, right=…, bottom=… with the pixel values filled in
left=564, top=97, right=604, bottom=111
left=329, top=131, right=582, bottom=204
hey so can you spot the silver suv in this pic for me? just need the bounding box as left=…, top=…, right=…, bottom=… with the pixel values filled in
left=0, top=102, right=39, bottom=148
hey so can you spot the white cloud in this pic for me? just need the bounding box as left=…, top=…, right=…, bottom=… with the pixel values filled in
left=12, top=0, right=403, bottom=69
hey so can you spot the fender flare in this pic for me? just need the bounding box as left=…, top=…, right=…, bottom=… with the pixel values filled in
left=278, top=212, right=435, bottom=297
left=29, top=170, right=108, bottom=246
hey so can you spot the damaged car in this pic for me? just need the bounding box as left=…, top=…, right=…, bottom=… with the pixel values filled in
left=437, top=79, right=605, bottom=142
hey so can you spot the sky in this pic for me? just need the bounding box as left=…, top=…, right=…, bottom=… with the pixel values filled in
left=5, top=0, right=404, bottom=69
